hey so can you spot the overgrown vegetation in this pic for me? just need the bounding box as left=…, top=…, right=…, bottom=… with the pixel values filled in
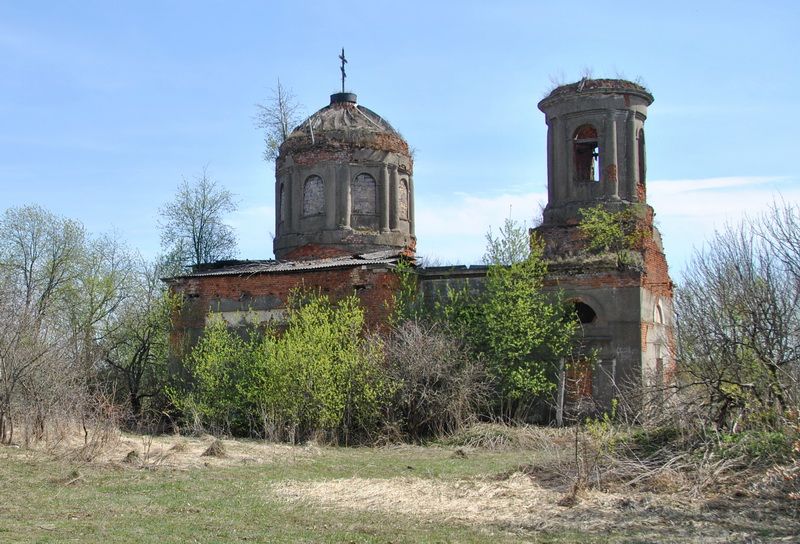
left=410, top=218, right=577, bottom=421
left=578, top=203, right=647, bottom=254
left=383, top=321, right=487, bottom=440
left=0, top=205, right=175, bottom=445
left=170, top=217, right=577, bottom=440
left=4, top=194, right=800, bottom=526
left=676, top=200, right=800, bottom=433
left=170, top=293, right=387, bottom=444
left=449, top=232, right=575, bottom=419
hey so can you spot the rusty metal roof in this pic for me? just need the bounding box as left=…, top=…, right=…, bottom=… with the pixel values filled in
left=166, top=250, right=403, bottom=280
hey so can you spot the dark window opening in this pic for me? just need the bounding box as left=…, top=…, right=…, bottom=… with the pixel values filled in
left=574, top=302, right=597, bottom=324
left=574, top=125, right=599, bottom=182
left=638, top=128, right=646, bottom=185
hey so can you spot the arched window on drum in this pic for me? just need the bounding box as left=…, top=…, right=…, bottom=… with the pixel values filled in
left=302, top=175, right=324, bottom=216
left=351, top=173, right=377, bottom=215
left=399, top=178, right=409, bottom=220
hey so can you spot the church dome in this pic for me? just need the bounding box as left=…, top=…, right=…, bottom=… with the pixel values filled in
left=280, top=93, right=409, bottom=157
left=273, top=92, right=415, bottom=261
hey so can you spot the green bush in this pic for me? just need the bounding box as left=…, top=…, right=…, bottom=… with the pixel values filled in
left=170, top=291, right=389, bottom=444
left=622, top=426, right=682, bottom=457
left=718, top=430, right=794, bottom=464
left=578, top=204, right=646, bottom=253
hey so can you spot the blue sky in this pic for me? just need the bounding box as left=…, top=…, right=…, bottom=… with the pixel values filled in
left=1, top=1, right=798, bottom=278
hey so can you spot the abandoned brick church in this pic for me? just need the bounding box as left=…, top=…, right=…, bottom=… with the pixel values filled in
left=166, top=78, right=674, bottom=409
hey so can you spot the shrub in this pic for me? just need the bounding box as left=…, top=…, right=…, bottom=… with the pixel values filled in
left=578, top=204, right=646, bottom=254
left=170, top=291, right=389, bottom=444
left=383, top=321, right=486, bottom=440
left=717, top=430, right=794, bottom=464
left=443, top=231, right=576, bottom=420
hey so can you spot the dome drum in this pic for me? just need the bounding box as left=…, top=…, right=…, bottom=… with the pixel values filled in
left=273, top=93, right=415, bottom=260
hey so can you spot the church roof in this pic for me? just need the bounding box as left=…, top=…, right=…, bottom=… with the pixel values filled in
left=279, top=93, right=409, bottom=155
left=165, top=249, right=403, bottom=279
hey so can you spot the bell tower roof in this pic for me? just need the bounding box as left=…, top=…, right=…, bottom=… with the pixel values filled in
left=539, top=78, right=653, bottom=110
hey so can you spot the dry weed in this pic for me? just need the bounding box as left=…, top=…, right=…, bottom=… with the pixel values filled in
left=202, top=439, right=227, bottom=458
left=441, top=422, right=568, bottom=450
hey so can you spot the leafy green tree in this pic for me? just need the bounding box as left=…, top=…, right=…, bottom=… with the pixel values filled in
left=439, top=219, right=577, bottom=420
left=481, top=228, right=575, bottom=417
left=101, top=259, right=179, bottom=424
left=0, top=204, right=85, bottom=317
left=388, top=259, right=427, bottom=325
left=483, top=218, right=532, bottom=265
left=0, top=205, right=133, bottom=443
left=174, top=319, right=253, bottom=434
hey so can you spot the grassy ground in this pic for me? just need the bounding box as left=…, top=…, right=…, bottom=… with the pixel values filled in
left=1, top=430, right=797, bottom=543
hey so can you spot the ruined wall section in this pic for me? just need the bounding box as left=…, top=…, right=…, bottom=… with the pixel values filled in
left=168, top=264, right=399, bottom=365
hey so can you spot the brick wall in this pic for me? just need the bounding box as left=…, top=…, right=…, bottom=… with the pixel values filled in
left=169, top=265, right=400, bottom=356
left=282, top=244, right=354, bottom=261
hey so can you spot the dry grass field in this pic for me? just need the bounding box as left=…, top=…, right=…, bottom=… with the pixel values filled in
left=1, top=425, right=797, bottom=543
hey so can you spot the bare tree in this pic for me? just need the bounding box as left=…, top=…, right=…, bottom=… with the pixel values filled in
left=0, top=204, right=84, bottom=317
left=0, top=205, right=136, bottom=444
left=383, top=321, right=487, bottom=440
left=159, top=169, right=238, bottom=268
left=255, top=79, right=303, bottom=162
left=0, top=205, right=87, bottom=443
left=677, top=207, right=800, bottom=430
left=757, top=198, right=800, bottom=281
left=101, top=258, right=176, bottom=424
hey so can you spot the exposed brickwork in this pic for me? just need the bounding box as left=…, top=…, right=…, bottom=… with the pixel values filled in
left=636, top=182, right=646, bottom=202
left=542, top=78, right=652, bottom=101
left=543, top=268, right=642, bottom=289
left=535, top=206, right=673, bottom=299
left=641, top=207, right=673, bottom=300
left=283, top=244, right=354, bottom=261
left=604, top=163, right=618, bottom=183
left=170, top=265, right=399, bottom=333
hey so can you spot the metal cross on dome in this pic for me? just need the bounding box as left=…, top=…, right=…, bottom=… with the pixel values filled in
left=339, top=48, right=347, bottom=93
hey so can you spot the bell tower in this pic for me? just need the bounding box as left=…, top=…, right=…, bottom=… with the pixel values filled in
left=539, top=78, right=652, bottom=226
left=534, top=79, right=673, bottom=412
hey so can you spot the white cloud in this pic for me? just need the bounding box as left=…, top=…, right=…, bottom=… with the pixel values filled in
left=648, top=176, right=800, bottom=277
left=415, top=191, right=547, bottom=264
left=649, top=176, right=782, bottom=195
left=416, top=176, right=800, bottom=272
left=227, top=176, right=800, bottom=272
